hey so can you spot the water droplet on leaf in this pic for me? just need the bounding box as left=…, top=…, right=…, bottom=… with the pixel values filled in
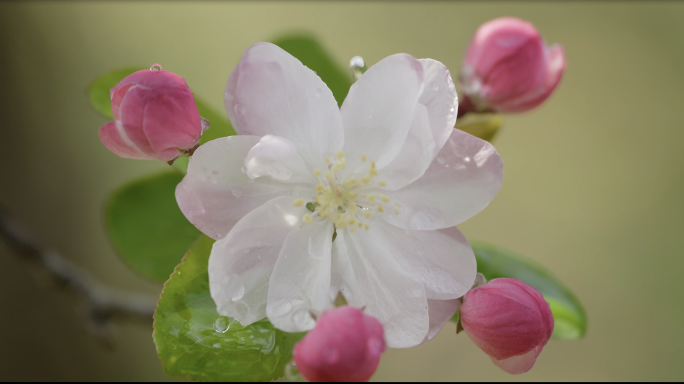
left=213, top=316, right=230, bottom=333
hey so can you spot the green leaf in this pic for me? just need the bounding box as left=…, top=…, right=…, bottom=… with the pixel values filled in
left=154, top=235, right=304, bottom=382
left=272, top=33, right=353, bottom=107
left=87, top=68, right=235, bottom=142
left=470, top=242, right=587, bottom=339
left=87, top=67, right=140, bottom=120
left=455, top=114, right=502, bottom=143
left=104, top=171, right=201, bottom=283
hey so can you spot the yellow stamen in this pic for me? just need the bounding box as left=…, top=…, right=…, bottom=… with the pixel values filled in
left=293, top=199, right=305, bottom=207
left=378, top=180, right=387, bottom=187
left=361, top=176, right=371, bottom=184
left=361, top=155, right=367, bottom=162
left=313, top=169, right=321, bottom=177
left=364, top=224, right=369, bottom=231
left=380, top=194, right=390, bottom=203
left=363, top=211, right=372, bottom=219
left=367, top=194, right=376, bottom=203
left=302, top=214, right=313, bottom=224
left=336, top=150, right=345, bottom=160
left=377, top=205, right=384, bottom=212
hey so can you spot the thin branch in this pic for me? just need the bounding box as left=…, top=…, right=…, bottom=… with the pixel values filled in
left=0, top=206, right=158, bottom=348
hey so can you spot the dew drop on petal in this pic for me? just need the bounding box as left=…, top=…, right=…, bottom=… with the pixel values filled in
left=231, top=285, right=245, bottom=301
left=200, top=117, right=211, bottom=133
left=234, top=103, right=246, bottom=115
left=150, top=63, right=162, bottom=71
left=213, top=316, right=230, bottom=333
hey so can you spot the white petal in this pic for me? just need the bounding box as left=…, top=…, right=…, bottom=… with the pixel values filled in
left=424, top=299, right=460, bottom=342
left=244, top=135, right=317, bottom=184
left=378, top=59, right=459, bottom=190
left=330, top=230, right=363, bottom=308
left=224, top=42, right=344, bottom=171
left=343, top=226, right=429, bottom=348
left=340, top=53, right=424, bottom=169
left=176, top=136, right=311, bottom=240
left=266, top=220, right=334, bottom=333
left=371, top=221, right=476, bottom=300
left=384, top=128, right=504, bottom=230
left=208, top=196, right=309, bottom=326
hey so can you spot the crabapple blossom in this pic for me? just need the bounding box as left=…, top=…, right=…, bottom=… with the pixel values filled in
left=293, top=306, right=386, bottom=382
left=460, top=278, right=554, bottom=374
left=99, top=65, right=206, bottom=162
left=459, top=17, right=566, bottom=114
left=176, top=42, right=504, bottom=348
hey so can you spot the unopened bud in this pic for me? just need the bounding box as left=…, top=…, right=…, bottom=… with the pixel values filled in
left=99, top=66, right=203, bottom=162
left=459, top=17, right=566, bottom=114
left=293, top=306, right=386, bottom=382
left=460, top=278, right=554, bottom=374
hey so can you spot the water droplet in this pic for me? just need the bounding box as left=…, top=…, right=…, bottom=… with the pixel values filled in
left=234, top=103, right=246, bottom=115
left=213, top=316, right=230, bottom=333
left=236, top=302, right=250, bottom=318
left=200, top=117, right=211, bottom=133
left=231, top=285, right=245, bottom=301
left=150, top=63, right=162, bottom=71
left=349, top=56, right=365, bottom=69
left=464, top=156, right=471, bottom=163
left=241, top=166, right=247, bottom=174
left=285, top=361, right=300, bottom=381
left=449, top=106, right=456, bottom=114
left=436, top=155, right=447, bottom=165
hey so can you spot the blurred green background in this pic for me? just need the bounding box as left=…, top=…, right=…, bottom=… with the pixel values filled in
left=1, top=1, right=683, bottom=381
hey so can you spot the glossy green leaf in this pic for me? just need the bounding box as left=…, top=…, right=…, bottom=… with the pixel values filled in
left=455, top=114, right=502, bottom=143
left=469, top=242, right=587, bottom=339
left=154, top=235, right=303, bottom=382
left=104, top=171, right=201, bottom=283
left=87, top=68, right=235, bottom=142
left=273, top=33, right=353, bottom=107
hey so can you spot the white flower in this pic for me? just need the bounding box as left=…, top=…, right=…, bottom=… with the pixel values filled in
left=176, top=43, right=504, bottom=348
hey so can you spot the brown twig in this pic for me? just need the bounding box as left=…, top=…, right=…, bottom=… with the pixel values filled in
left=0, top=206, right=158, bottom=348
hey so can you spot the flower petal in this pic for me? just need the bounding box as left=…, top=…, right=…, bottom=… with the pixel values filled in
left=491, top=347, right=539, bottom=375
left=176, top=135, right=310, bottom=240
left=424, top=299, right=460, bottom=342
left=224, top=42, right=343, bottom=171
left=371, top=221, right=476, bottom=300
left=330, top=230, right=363, bottom=308
left=378, top=59, right=459, bottom=190
left=340, top=53, right=424, bottom=169
left=342, top=226, right=429, bottom=348
left=208, top=196, right=309, bottom=326
left=266, top=219, right=334, bottom=333
left=384, top=128, right=503, bottom=230
left=99, top=120, right=153, bottom=160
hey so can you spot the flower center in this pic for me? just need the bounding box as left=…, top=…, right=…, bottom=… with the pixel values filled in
left=292, top=150, right=402, bottom=233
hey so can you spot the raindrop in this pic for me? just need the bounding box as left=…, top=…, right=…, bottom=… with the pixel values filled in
left=231, top=285, right=245, bottom=302
left=200, top=117, right=211, bottom=133
left=214, top=316, right=230, bottom=334
left=285, top=361, right=300, bottom=381
left=150, top=63, right=162, bottom=71
left=349, top=56, right=365, bottom=70
left=234, top=103, right=246, bottom=115
left=436, top=155, right=447, bottom=165
left=449, top=106, right=456, bottom=114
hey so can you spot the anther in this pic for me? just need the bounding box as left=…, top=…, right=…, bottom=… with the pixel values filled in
left=336, top=150, right=345, bottom=160
left=364, top=224, right=369, bottom=231
left=313, top=169, right=321, bottom=177
left=361, top=176, right=371, bottom=184
left=361, top=155, right=367, bottom=162
left=363, top=211, right=372, bottom=219
left=395, top=209, right=400, bottom=215
left=293, top=199, right=305, bottom=207
left=377, top=205, right=384, bottom=212
left=367, top=194, right=376, bottom=203
left=302, top=214, right=313, bottom=224
left=380, top=195, right=390, bottom=203
left=378, top=180, right=387, bottom=187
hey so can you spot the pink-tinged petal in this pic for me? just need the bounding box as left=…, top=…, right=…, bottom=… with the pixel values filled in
left=176, top=136, right=308, bottom=240
left=224, top=42, right=343, bottom=171
left=417, top=59, right=458, bottom=158
left=266, top=220, right=334, bottom=333
left=117, top=86, right=156, bottom=156
left=98, top=120, right=153, bottom=160
left=423, top=299, right=460, bottom=342
left=342, top=225, right=429, bottom=348
left=294, top=306, right=386, bottom=382
left=369, top=221, right=476, bottom=300
left=111, top=69, right=188, bottom=120
left=491, top=346, right=539, bottom=375
left=384, top=128, right=503, bottom=230
left=141, top=87, right=202, bottom=161
left=330, top=230, right=363, bottom=308
left=209, top=196, right=309, bottom=326
left=243, top=135, right=317, bottom=185
left=341, top=53, right=424, bottom=169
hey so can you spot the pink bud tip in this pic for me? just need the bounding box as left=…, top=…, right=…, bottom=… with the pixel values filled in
left=99, top=67, right=203, bottom=162
left=459, top=17, right=566, bottom=114
left=293, top=306, right=386, bottom=382
left=460, top=278, right=554, bottom=374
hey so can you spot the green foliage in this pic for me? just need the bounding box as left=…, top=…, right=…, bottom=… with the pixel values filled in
left=470, top=242, right=587, bottom=339
left=455, top=114, right=502, bottom=143
left=273, top=33, right=353, bottom=107
left=87, top=67, right=235, bottom=143
left=104, top=171, right=201, bottom=283
left=154, top=235, right=304, bottom=382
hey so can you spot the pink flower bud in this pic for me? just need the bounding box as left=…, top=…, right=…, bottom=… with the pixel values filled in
left=459, top=17, right=566, bottom=114
left=99, top=65, right=203, bottom=162
left=293, top=306, right=386, bottom=382
left=460, top=278, right=554, bottom=374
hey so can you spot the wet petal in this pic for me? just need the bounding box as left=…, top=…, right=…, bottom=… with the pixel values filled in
left=224, top=42, right=343, bottom=171
left=266, top=220, right=334, bottom=333
left=208, top=196, right=309, bottom=326
left=243, top=135, right=317, bottom=184
left=384, top=128, right=503, bottom=230
left=340, top=53, right=424, bottom=169
left=176, top=136, right=311, bottom=240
